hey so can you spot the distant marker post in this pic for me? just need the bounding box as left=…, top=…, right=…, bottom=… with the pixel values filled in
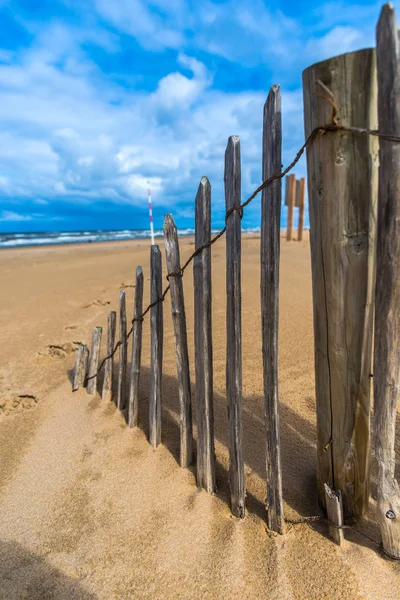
left=147, top=183, right=155, bottom=246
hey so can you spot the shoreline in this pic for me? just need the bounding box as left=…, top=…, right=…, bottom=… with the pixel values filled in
left=0, top=228, right=310, bottom=252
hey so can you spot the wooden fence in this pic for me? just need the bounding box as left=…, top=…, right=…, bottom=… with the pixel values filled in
left=73, top=3, right=399, bottom=560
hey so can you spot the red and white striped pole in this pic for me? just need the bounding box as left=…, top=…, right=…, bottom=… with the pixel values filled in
left=147, top=182, right=155, bottom=246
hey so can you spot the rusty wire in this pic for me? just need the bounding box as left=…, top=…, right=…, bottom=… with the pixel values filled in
left=82, top=120, right=400, bottom=384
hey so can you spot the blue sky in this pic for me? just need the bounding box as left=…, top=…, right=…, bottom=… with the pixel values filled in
left=0, top=0, right=392, bottom=232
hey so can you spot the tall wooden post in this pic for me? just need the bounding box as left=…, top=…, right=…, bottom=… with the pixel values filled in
left=297, top=178, right=306, bottom=242
left=164, top=214, right=193, bottom=468
left=374, top=3, right=400, bottom=559
left=260, top=85, right=285, bottom=534
left=286, top=174, right=296, bottom=241
left=284, top=175, right=290, bottom=206
left=225, top=135, right=245, bottom=519
left=73, top=344, right=89, bottom=391
left=102, top=311, right=116, bottom=401
left=303, top=49, right=378, bottom=520
left=149, top=245, right=163, bottom=448
left=117, top=291, right=127, bottom=411
left=194, top=176, right=216, bottom=493
left=128, top=267, right=144, bottom=428
left=87, top=327, right=102, bottom=396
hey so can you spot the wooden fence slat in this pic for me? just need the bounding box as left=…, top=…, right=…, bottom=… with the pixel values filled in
left=225, top=135, right=245, bottom=518
left=297, top=178, right=306, bottom=242
left=87, top=327, right=102, bottom=395
left=102, top=311, right=116, bottom=401
left=295, top=179, right=300, bottom=207
left=164, top=214, right=193, bottom=467
left=303, top=49, right=378, bottom=520
left=284, top=175, right=290, bottom=206
left=261, top=84, right=285, bottom=534
left=286, top=173, right=296, bottom=241
left=117, top=290, right=127, bottom=411
left=149, top=245, right=163, bottom=448
left=324, top=483, right=344, bottom=546
left=194, top=176, right=216, bottom=493
left=73, top=344, right=89, bottom=391
left=128, top=267, right=144, bottom=428
left=374, top=3, right=400, bottom=559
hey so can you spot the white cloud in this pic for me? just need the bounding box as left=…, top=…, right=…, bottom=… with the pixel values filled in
left=126, top=175, right=163, bottom=196
left=305, top=26, right=366, bottom=60
left=151, top=54, right=211, bottom=109
left=0, top=210, right=32, bottom=222
left=94, top=0, right=185, bottom=50
left=55, top=128, right=79, bottom=140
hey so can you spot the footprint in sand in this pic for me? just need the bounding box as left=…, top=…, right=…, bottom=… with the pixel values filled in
left=64, top=324, right=78, bottom=330
left=82, top=299, right=111, bottom=309
left=0, top=393, right=39, bottom=416
left=37, top=342, right=82, bottom=359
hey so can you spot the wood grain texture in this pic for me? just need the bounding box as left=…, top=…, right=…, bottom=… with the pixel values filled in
left=87, top=327, right=102, bottom=396
left=374, top=3, right=400, bottom=559
left=225, top=135, right=245, bottom=518
left=297, top=178, right=306, bottom=242
left=73, top=344, right=89, bottom=391
left=164, top=214, right=193, bottom=467
left=117, top=290, right=127, bottom=411
left=128, top=267, right=144, bottom=428
left=102, top=311, right=116, bottom=402
left=286, top=174, right=296, bottom=241
left=324, top=483, right=344, bottom=546
left=260, top=85, right=285, bottom=534
left=303, top=49, right=378, bottom=520
left=194, top=176, right=216, bottom=493
left=149, top=245, right=163, bottom=448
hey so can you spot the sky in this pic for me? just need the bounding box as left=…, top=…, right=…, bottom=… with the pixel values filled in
left=0, top=0, right=393, bottom=232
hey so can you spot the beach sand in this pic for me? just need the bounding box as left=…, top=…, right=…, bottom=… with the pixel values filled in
left=0, top=233, right=399, bottom=599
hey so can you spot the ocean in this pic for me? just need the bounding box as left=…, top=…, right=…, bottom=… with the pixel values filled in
left=0, top=227, right=263, bottom=249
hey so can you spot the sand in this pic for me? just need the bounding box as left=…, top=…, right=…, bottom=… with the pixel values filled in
left=0, top=233, right=399, bottom=599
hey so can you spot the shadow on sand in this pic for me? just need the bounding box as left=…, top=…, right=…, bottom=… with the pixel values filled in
left=0, top=539, right=96, bottom=600
left=66, top=353, right=399, bottom=559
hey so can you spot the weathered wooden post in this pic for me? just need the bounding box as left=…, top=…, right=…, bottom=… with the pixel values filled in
left=164, top=214, right=193, bottom=467
left=149, top=245, right=163, bottom=448
left=117, top=290, right=127, bottom=411
left=87, top=327, right=102, bottom=395
left=102, top=311, right=116, bottom=401
left=225, top=135, right=245, bottom=518
left=286, top=174, right=296, bottom=241
left=297, top=178, right=306, bottom=242
left=260, top=85, right=285, bottom=534
left=295, top=180, right=300, bottom=207
left=73, top=344, right=89, bottom=391
left=284, top=175, right=290, bottom=206
left=303, top=49, right=378, bottom=520
left=374, top=3, right=400, bottom=559
left=324, top=483, right=344, bottom=546
left=194, top=176, right=216, bottom=493
left=128, top=267, right=144, bottom=428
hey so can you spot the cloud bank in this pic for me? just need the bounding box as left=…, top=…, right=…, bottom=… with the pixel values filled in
left=0, top=0, right=385, bottom=230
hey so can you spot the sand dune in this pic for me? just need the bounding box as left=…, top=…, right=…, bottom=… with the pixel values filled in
left=0, top=234, right=399, bottom=599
